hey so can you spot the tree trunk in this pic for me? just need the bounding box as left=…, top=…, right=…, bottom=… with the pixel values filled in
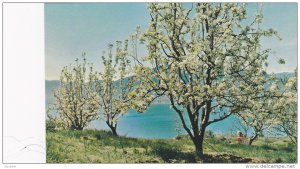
left=248, top=133, right=258, bottom=145
left=107, top=122, right=118, bottom=136
left=70, top=124, right=84, bottom=130
left=192, top=101, right=210, bottom=157
left=111, top=126, right=117, bottom=136
left=189, top=102, right=210, bottom=157
left=193, top=133, right=205, bottom=157
left=169, top=95, right=210, bottom=158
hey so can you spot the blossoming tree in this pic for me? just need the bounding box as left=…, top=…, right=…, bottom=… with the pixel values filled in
left=52, top=55, right=100, bottom=130
left=96, top=42, right=138, bottom=135
left=237, top=82, right=280, bottom=145
left=132, top=3, right=279, bottom=156
left=274, top=71, right=297, bottom=144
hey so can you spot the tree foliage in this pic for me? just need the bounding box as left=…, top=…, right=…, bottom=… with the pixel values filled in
left=274, top=70, right=297, bottom=144
left=235, top=73, right=283, bottom=145
left=51, top=55, right=100, bottom=130
left=96, top=42, right=137, bottom=135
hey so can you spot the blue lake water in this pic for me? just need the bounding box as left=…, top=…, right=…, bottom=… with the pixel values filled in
left=89, top=104, right=239, bottom=139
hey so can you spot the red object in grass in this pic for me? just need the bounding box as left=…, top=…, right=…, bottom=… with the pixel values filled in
left=236, top=137, right=243, bottom=143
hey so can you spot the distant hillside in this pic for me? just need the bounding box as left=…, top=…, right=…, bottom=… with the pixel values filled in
left=45, top=72, right=295, bottom=105
left=274, top=72, right=295, bottom=79
left=45, top=80, right=60, bottom=104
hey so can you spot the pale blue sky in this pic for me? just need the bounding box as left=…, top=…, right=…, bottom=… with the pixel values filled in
left=45, top=3, right=297, bottom=80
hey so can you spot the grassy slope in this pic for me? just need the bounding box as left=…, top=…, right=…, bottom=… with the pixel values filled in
left=47, top=130, right=297, bottom=163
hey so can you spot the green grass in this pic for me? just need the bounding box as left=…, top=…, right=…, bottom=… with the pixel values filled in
left=202, top=136, right=297, bottom=163
left=47, top=130, right=297, bottom=163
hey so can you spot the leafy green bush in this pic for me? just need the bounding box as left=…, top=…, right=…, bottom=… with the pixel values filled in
left=205, top=130, right=215, bottom=139
left=46, top=119, right=56, bottom=131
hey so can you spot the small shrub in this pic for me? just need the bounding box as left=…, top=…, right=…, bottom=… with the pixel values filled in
left=46, top=119, right=56, bottom=131
left=275, top=158, right=283, bottom=163
left=95, top=133, right=102, bottom=140
left=205, top=130, right=215, bottom=139
left=283, top=143, right=295, bottom=152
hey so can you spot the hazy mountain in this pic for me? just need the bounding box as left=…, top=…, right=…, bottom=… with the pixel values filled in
left=274, top=72, right=295, bottom=80
left=45, top=80, right=60, bottom=104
